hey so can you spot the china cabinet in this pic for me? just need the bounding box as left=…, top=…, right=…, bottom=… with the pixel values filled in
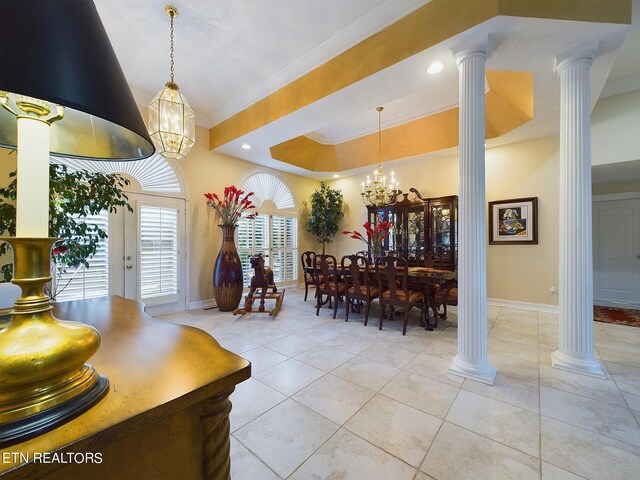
left=367, top=192, right=457, bottom=269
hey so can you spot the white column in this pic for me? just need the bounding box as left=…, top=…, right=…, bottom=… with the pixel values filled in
left=449, top=43, right=496, bottom=385
left=551, top=47, right=605, bottom=378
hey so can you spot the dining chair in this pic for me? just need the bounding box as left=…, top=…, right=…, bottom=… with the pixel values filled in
left=434, top=278, right=458, bottom=322
left=300, top=251, right=317, bottom=301
left=314, top=253, right=345, bottom=319
left=341, top=254, right=378, bottom=325
left=375, top=255, right=425, bottom=335
left=416, top=251, right=445, bottom=322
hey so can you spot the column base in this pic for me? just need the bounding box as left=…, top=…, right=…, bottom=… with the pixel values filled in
left=448, top=355, right=497, bottom=385
left=551, top=350, right=605, bottom=379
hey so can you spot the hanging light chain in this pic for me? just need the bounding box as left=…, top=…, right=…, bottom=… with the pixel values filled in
left=169, top=9, right=175, bottom=83
left=377, top=106, right=383, bottom=166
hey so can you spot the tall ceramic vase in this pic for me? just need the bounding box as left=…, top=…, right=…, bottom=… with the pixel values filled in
left=213, top=224, right=243, bottom=311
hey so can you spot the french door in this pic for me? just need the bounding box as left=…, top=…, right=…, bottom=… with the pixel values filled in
left=111, top=194, right=186, bottom=315
left=56, top=193, right=186, bottom=315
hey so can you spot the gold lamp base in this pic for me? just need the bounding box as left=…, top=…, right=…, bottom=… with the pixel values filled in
left=0, top=238, right=109, bottom=445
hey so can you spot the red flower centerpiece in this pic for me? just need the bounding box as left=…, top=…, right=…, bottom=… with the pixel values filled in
left=343, top=220, right=393, bottom=261
left=204, top=186, right=257, bottom=312
left=204, top=185, right=257, bottom=225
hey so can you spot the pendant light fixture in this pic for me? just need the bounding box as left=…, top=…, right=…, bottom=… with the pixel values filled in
left=360, top=106, right=402, bottom=207
left=148, top=5, right=195, bottom=160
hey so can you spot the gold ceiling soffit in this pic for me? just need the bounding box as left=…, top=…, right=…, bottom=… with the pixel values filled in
left=208, top=0, right=629, bottom=150
left=269, top=70, right=533, bottom=172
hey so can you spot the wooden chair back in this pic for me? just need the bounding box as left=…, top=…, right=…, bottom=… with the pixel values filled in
left=314, top=254, right=339, bottom=292
left=375, top=254, right=408, bottom=303
left=341, top=254, right=370, bottom=293
left=301, top=251, right=316, bottom=284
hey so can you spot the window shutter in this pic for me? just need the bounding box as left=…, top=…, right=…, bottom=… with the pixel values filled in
left=237, top=171, right=298, bottom=287
left=55, top=212, right=110, bottom=302
left=139, top=206, right=179, bottom=298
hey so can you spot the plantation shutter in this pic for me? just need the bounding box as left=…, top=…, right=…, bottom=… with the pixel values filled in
left=284, top=217, right=298, bottom=282
left=139, top=206, right=179, bottom=299
left=271, top=215, right=298, bottom=284
left=55, top=212, right=110, bottom=302
left=237, top=214, right=271, bottom=286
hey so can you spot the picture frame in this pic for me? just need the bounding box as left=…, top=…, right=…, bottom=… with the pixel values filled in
left=488, top=197, right=538, bottom=245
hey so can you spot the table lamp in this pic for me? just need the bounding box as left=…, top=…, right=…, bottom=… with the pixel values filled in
left=0, top=0, right=154, bottom=444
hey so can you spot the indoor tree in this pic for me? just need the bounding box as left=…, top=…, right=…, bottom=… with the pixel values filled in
left=307, top=182, right=344, bottom=254
left=0, top=164, right=132, bottom=299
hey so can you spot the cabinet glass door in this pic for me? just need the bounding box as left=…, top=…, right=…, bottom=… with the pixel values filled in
left=387, top=208, right=403, bottom=254
left=430, top=204, right=452, bottom=258
left=407, top=206, right=425, bottom=261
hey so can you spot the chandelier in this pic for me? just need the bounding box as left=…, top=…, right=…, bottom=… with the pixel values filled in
left=148, top=5, right=195, bottom=160
left=360, top=106, right=401, bottom=207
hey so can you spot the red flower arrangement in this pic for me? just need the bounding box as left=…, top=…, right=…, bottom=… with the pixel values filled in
left=343, top=220, right=393, bottom=257
left=204, top=185, right=257, bottom=226
left=52, top=245, right=68, bottom=257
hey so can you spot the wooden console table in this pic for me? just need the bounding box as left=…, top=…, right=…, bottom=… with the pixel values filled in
left=0, top=296, right=250, bottom=480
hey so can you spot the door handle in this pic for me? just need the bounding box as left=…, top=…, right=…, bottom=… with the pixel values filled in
left=126, top=264, right=133, bottom=270
left=126, top=256, right=132, bottom=261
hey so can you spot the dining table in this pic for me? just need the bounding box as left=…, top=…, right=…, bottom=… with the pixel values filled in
left=304, top=263, right=456, bottom=330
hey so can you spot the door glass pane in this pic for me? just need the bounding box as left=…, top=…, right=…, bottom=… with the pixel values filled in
left=139, top=206, right=178, bottom=299
left=55, top=212, right=109, bottom=302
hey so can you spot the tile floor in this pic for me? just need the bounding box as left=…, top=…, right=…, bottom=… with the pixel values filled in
left=157, top=287, right=640, bottom=480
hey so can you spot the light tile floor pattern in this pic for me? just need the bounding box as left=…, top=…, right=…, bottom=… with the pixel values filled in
left=157, top=288, right=640, bottom=480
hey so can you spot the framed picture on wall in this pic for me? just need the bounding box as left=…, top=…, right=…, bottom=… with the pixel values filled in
left=488, top=197, right=538, bottom=245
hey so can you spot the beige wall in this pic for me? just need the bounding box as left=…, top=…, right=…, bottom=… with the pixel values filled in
left=177, top=125, right=320, bottom=305
left=327, top=135, right=561, bottom=306
left=0, top=128, right=321, bottom=306
left=0, top=148, right=16, bottom=184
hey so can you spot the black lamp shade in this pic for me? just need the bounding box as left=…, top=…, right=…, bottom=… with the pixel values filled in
left=0, top=0, right=154, bottom=161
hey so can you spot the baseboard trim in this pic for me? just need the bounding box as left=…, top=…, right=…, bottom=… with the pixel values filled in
left=487, top=298, right=559, bottom=313
left=188, top=298, right=217, bottom=310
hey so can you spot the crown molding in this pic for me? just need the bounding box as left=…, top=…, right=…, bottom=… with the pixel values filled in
left=600, top=73, right=640, bottom=98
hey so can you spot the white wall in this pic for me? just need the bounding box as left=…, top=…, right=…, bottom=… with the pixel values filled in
left=592, top=90, right=640, bottom=165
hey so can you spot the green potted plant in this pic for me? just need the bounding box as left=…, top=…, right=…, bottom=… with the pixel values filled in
left=0, top=164, right=132, bottom=299
left=307, top=182, right=344, bottom=254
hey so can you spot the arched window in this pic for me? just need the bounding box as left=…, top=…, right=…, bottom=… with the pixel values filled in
left=236, top=170, right=298, bottom=286
left=54, top=154, right=183, bottom=194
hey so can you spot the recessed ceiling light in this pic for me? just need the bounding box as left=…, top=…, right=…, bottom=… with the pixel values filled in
left=427, top=61, right=444, bottom=75
left=333, top=174, right=340, bottom=178
left=241, top=143, right=251, bottom=150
